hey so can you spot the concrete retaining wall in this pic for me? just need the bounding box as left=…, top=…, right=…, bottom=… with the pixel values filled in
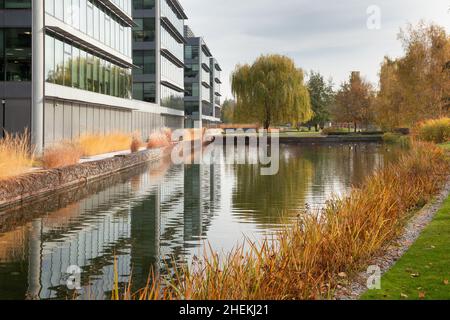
left=0, top=147, right=167, bottom=210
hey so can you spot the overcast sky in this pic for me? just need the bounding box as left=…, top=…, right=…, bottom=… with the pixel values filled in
left=181, top=0, right=450, bottom=99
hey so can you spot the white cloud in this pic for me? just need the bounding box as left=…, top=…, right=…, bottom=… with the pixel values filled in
left=181, top=0, right=450, bottom=99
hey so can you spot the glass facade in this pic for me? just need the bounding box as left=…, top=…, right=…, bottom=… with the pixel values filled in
left=160, top=0, right=183, bottom=36
left=45, top=34, right=132, bottom=99
left=45, top=0, right=132, bottom=58
left=161, top=85, right=183, bottom=110
left=161, top=25, right=183, bottom=61
left=133, top=50, right=155, bottom=75
left=185, top=44, right=199, bottom=60
left=133, top=82, right=155, bottom=102
left=161, top=56, right=183, bottom=89
left=132, top=0, right=155, bottom=10
left=185, top=82, right=199, bottom=97
left=133, top=18, right=155, bottom=42
left=0, top=0, right=31, bottom=8
left=0, top=28, right=32, bottom=81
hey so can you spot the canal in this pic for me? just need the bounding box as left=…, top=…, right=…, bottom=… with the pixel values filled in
left=0, top=143, right=398, bottom=299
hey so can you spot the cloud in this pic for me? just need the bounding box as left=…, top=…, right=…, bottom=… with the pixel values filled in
left=181, top=0, right=450, bottom=99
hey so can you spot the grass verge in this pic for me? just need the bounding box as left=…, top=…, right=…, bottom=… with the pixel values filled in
left=113, top=141, right=449, bottom=300
left=361, top=195, right=450, bottom=300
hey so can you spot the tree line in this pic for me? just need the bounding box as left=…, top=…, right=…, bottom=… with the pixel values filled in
left=223, top=22, right=450, bottom=131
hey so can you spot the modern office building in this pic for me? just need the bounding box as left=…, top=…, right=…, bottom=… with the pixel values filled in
left=132, top=0, right=186, bottom=125
left=184, top=25, right=221, bottom=128
left=0, top=0, right=185, bottom=152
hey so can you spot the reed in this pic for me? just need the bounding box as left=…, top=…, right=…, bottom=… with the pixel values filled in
left=415, top=117, right=450, bottom=144
left=147, top=131, right=170, bottom=149
left=78, top=132, right=132, bottom=157
left=113, top=141, right=449, bottom=300
left=42, top=142, right=82, bottom=169
left=130, top=135, right=143, bottom=153
left=0, top=131, right=34, bottom=180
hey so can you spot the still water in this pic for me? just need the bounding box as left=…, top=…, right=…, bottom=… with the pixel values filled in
left=0, top=143, right=398, bottom=299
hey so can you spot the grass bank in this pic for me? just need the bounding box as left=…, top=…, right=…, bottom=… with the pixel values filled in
left=361, top=195, right=450, bottom=300
left=114, top=141, right=449, bottom=300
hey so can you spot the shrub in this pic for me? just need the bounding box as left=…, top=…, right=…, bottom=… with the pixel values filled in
left=322, top=127, right=349, bottom=135
left=161, top=127, right=172, bottom=142
left=147, top=131, right=170, bottom=149
left=130, top=135, right=143, bottom=153
left=78, top=132, right=132, bottom=157
left=42, top=142, right=82, bottom=169
left=415, top=117, right=450, bottom=144
left=382, top=132, right=402, bottom=144
left=0, top=131, right=34, bottom=180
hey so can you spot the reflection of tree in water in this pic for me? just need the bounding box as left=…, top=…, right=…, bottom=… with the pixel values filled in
left=232, top=146, right=314, bottom=226
left=232, top=144, right=398, bottom=227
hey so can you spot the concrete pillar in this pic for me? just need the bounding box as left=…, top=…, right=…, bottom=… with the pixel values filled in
left=155, top=0, right=161, bottom=105
left=31, top=0, right=45, bottom=154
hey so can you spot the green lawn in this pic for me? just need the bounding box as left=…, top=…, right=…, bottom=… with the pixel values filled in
left=361, top=195, right=450, bottom=300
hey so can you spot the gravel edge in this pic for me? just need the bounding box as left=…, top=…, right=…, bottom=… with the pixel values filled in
left=334, top=177, right=450, bottom=300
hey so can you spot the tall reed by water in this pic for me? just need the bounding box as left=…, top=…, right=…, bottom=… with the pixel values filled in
left=114, top=141, right=449, bottom=300
left=415, top=117, right=450, bottom=144
left=42, top=142, right=82, bottom=169
left=0, top=131, right=34, bottom=180
left=78, top=132, right=132, bottom=157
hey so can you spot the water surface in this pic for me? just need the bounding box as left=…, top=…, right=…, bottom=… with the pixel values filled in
left=0, top=143, right=398, bottom=299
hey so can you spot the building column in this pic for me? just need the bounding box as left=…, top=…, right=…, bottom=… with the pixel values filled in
left=31, top=0, right=45, bottom=153
left=155, top=0, right=161, bottom=105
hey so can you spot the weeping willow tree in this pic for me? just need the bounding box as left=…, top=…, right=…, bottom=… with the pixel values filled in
left=231, top=54, right=313, bottom=129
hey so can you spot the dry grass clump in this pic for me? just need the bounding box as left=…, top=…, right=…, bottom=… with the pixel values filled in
left=130, top=135, right=143, bottom=153
left=0, top=131, right=34, bottom=180
left=42, top=142, right=82, bottom=169
left=78, top=132, right=132, bottom=157
left=162, top=127, right=173, bottom=142
left=147, top=131, right=171, bottom=149
left=114, top=141, right=449, bottom=300
left=415, top=117, right=450, bottom=144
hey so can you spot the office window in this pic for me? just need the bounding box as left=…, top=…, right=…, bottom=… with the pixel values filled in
left=72, top=46, right=80, bottom=88
left=133, top=0, right=155, bottom=10
left=45, top=35, right=55, bottom=82
left=93, top=55, right=99, bottom=92
left=104, top=62, right=111, bottom=95
left=54, top=38, right=64, bottom=85
left=45, top=0, right=54, bottom=15
left=133, top=82, right=143, bottom=101
left=2, top=0, right=31, bottom=9
left=133, top=18, right=155, bottom=42
left=79, top=50, right=86, bottom=89
left=4, top=29, right=32, bottom=81
left=86, top=53, right=93, bottom=91
left=63, top=43, right=72, bottom=86
left=64, top=0, right=72, bottom=25
left=87, top=1, right=93, bottom=37
left=143, top=82, right=155, bottom=102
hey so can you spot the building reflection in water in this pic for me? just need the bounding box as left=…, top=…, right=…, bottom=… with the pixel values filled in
left=0, top=144, right=394, bottom=300
left=0, top=158, right=221, bottom=300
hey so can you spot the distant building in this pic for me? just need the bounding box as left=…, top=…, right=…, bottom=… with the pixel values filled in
left=184, top=25, right=221, bottom=128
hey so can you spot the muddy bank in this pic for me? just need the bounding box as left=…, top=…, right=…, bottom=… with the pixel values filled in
left=0, top=147, right=168, bottom=210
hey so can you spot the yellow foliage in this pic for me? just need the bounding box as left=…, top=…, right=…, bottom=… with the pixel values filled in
left=0, top=131, right=34, bottom=180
